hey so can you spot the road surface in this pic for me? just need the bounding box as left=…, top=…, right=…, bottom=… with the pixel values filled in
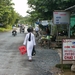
left=0, top=27, right=60, bottom=75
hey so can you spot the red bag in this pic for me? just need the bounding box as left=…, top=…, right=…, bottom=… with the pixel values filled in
left=19, top=46, right=27, bottom=55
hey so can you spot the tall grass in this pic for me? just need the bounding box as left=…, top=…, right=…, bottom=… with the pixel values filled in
left=0, top=25, right=12, bottom=32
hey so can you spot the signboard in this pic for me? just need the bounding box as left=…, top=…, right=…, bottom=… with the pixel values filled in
left=41, top=20, right=49, bottom=26
left=53, top=11, right=70, bottom=25
left=63, top=39, right=75, bottom=60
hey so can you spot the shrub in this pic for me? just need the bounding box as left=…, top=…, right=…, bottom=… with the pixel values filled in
left=0, top=27, right=11, bottom=32
left=55, top=64, right=72, bottom=70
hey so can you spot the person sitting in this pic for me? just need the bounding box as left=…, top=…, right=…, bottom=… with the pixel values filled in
left=46, top=27, right=50, bottom=36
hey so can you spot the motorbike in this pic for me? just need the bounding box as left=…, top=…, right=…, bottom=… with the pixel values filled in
left=20, top=27, right=25, bottom=33
left=12, top=30, right=17, bottom=36
left=22, top=28, right=25, bottom=33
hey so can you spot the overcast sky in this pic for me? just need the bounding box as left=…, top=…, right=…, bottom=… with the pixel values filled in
left=12, top=0, right=29, bottom=17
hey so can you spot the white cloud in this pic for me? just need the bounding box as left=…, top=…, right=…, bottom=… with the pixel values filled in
left=12, top=0, right=29, bottom=17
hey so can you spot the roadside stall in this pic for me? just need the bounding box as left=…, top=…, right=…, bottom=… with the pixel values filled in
left=53, top=10, right=70, bottom=47
left=40, top=35, right=52, bottom=48
left=39, top=20, right=51, bottom=48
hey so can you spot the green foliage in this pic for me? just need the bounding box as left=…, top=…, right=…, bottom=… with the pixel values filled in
left=71, top=25, right=75, bottom=36
left=55, top=64, right=72, bottom=70
left=0, top=27, right=11, bottom=32
left=0, top=0, right=21, bottom=30
left=27, top=0, right=75, bottom=21
left=18, top=0, right=75, bottom=28
left=19, top=16, right=34, bottom=25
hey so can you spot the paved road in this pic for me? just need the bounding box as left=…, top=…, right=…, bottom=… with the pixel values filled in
left=0, top=28, right=60, bottom=75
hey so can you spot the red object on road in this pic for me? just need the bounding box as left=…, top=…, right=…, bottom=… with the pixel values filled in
left=19, top=46, right=27, bottom=55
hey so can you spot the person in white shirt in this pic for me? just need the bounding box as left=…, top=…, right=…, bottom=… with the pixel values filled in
left=12, top=25, right=17, bottom=34
left=35, top=25, right=39, bottom=37
left=35, top=26, right=39, bottom=31
left=12, top=26, right=17, bottom=31
left=23, top=27, right=36, bottom=61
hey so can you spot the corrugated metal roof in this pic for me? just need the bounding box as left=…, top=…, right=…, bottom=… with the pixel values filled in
left=65, top=5, right=75, bottom=11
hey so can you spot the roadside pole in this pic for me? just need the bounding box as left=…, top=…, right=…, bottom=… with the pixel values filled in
left=68, top=24, right=70, bottom=38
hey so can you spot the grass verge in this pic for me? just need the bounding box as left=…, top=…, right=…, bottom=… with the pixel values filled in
left=0, top=26, right=12, bottom=32
left=0, top=27, right=12, bottom=32
left=55, top=64, right=72, bottom=71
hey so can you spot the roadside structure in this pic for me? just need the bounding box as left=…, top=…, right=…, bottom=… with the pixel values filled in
left=65, top=5, right=75, bottom=36
left=65, top=5, right=75, bottom=72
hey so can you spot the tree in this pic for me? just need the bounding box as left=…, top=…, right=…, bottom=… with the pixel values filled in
left=27, top=0, right=75, bottom=20
left=0, top=0, right=21, bottom=28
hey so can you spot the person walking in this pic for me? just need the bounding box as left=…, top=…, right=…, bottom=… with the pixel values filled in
left=35, top=25, right=39, bottom=37
left=23, top=27, right=36, bottom=61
